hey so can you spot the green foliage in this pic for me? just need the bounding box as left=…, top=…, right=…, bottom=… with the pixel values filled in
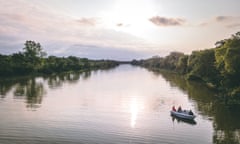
left=176, top=55, right=188, bottom=74
left=0, top=40, right=119, bottom=77
left=23, top=40, right=46, bottom=58
left=133, top=32, right=240, bottom=99
left=215, top=32, right=240, bottom=89
left=135, top=52, right=184, bottom=71
left=11, top=52, right=34, bottom=74
left=22, top=40, right=46, bottom=72
left=0, top=54, right=12, bottom=76
left=163, top=52, right=185, bottom=70
left=187, top=49, right=219, bottom=85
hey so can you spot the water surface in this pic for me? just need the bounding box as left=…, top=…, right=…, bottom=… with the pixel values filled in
left=0, top=64, right=239, bottom=144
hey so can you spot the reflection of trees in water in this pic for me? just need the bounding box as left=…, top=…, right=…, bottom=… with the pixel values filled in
left=153, top=70, right=240, bottom=144
left=46, top=71, right=90, bottom=89
left=0, top=71, right=93, bottom=108
left=46, top=75, right=64, bottom=89
left=14, top=78, right=45, bottom=109
left=0, top=79, right=16, bottom=98
left=212, top=105, right=240, bottom=144
left=213, top=129, right=240, bottom=144
left=0, top=77, right=45, bottom=109
left=82, top=71, right=91, bottom=80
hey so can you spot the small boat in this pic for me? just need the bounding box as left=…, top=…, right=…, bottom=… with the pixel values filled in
left=171, top=114, right=197, bottom=125
left=170, top=110, right=196, bottom=120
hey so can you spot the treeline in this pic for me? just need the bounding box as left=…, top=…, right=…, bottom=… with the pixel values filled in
left=0, top=40, right=119, bottom=76
left=132, top=32, right=240, bottom=99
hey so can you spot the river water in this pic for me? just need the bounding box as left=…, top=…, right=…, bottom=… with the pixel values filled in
left=0, top=64, right=239, bottom=144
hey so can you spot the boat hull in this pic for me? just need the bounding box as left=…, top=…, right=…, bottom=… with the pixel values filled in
left=170, top=110, right=196, bottom=120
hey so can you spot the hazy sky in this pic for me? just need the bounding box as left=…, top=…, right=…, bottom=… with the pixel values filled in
left=0, top=0, right=240, bottom=60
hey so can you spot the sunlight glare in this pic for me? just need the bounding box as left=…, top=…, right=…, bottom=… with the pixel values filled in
left=130, top=97, right=145, bottom=128
left=101, top=0, right=156, bottom=37
left=130, top=98, right=138, bottom=128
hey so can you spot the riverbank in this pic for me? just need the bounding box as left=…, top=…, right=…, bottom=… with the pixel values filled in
left=131, top=32, right=240, bottom=103
left=0, top=40, right=120, bottom=77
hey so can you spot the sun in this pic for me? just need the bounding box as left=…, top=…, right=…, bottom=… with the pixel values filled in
left=101, top=0, right=156, bottom=38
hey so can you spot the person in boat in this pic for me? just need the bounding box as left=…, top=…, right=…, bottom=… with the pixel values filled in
left=189, top=110, right=194, bottom=115
left=172, top=106, right=176, bottom=111
left=177, top=106, right=182, bottom=112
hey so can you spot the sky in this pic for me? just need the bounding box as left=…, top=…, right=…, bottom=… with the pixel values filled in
left=0, top=0, right=240, bottom=60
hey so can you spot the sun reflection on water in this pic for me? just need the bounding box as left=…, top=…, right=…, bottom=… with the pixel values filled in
left=130, top=98, right=138, bottom=128
left=130, top=98, right=144, bottom=128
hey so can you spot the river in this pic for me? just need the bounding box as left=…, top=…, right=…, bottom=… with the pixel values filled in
left=0, top=64, right=239, bottom=144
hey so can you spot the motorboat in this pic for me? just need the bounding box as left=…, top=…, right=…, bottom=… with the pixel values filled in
left=171, top=114, right=197, bottom=125
left=170, top=110, right=196, bottom=120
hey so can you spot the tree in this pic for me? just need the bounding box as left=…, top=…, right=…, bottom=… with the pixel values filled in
left=176, top=55, right=188, bottom=74
left=163, top=52, right=184, bottom=70
left=187, top=49, right=219, bottom=85
left=215, top=32, right=240, bottom=89
left=23, top=40, right=46, bottom=58
left=0, top=54, right=12, bottom=75
left=23, top=40, right=46, bottom=71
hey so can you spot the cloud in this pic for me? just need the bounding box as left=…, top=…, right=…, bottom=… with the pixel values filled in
left=149, top=16, right=185, bottom=26
left=215, top=16, right=234, bottom=22
left=0, top=0, right=161, bottom=60
left=116, top=23, right=130, bottom=27
left=76, top=18, right=98, bottom=26
left=116, top=23, right=123, bottom=27
left=215, top=16, right=240, bottom=28
left=227, top=23, right=240, bottom=28
left=199, top=16, right=240, bottom=28
left=215, top=16, right=240, bottom=23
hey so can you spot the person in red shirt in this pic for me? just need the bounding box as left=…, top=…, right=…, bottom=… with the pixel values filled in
left=172, top=106, right=176, bottom=111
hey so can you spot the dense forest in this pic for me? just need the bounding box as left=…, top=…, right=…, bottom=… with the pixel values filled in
left=0, top=40, right=119, bottom=77
left=132, top=32, right=240, bottom=101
